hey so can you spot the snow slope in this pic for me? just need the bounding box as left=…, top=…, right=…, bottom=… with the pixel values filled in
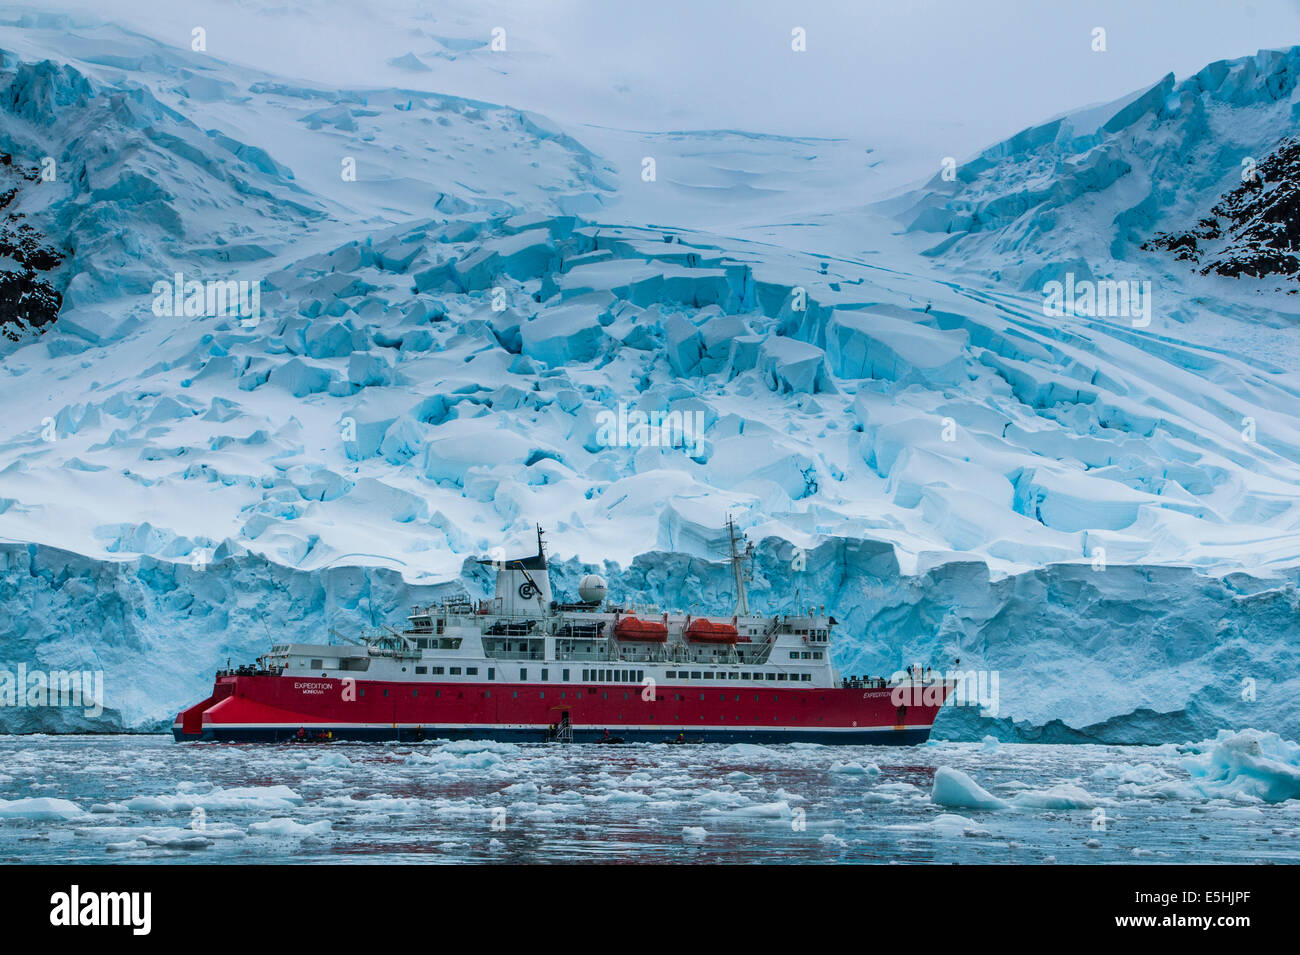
left=891, top=47, right=1300, bottom=279
left=0, top=11, right=1297, bottom=739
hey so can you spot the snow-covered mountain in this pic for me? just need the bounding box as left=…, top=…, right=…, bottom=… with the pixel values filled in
left=0, top=11, right=1297, bottom=741
left=1144, top=135, right=1300, bottom=285
left=891, top=47, right=1300, bottom=293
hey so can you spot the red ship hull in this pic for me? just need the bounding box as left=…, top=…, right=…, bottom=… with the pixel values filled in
left=173, top=675, right=953, bottom=745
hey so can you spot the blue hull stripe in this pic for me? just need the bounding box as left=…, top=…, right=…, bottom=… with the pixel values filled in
left=174, top=726, right=934, bottom=745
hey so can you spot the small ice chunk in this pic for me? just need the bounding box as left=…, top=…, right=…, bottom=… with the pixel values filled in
left=1011, top=784, right=1098, bottom=810
left=249, top=818, right=332, bottom=838
left=830, top=761, right=881, bottom=776
left=0, top=797, right=85, bottom=820
left=931, top=767, right=1008, bottom=810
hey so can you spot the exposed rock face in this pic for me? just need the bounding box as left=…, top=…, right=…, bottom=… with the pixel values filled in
left=1144, top=136, right=1300, bottom=285
left=0, top=153, right=64, bottom=341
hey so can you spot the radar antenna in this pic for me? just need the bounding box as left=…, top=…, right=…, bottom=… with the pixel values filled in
left=726, top=515, right=754, bottom=616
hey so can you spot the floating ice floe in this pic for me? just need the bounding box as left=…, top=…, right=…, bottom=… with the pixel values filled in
left=931, top=767, right=1009, bottom=811
left=123, top=785, right=304, bottom=813
left=928, top=813, right=991, bottom=838
left=720, top=743, right=772, bottom=759
left=830, top=761, right=881, bottom=776
left=1182, top=729, right=1300, bottom=804
left=249, top=817, right=332, bottom=837
left=0, top=796, right=85, bottom=821
left=1010, top=784, right=1099, bottom=810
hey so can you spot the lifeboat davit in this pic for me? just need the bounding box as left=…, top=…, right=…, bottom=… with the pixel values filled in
left=614, top=617, right=669, bottom=642
left=684, top=619, right=739, bottom=644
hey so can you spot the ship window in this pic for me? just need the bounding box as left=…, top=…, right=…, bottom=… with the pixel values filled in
left=813, top=652, right=823, bottom=659
left=541, top=669, right=548, bottom=681
left=563, top=669, right=569, bottom=681
left=466, top=667, right=478, bottom=675
left=310, top=659, right=323, bottom=669
left=789, top=652, right=798, bottom=659
left=416, top=666, right=427, bottom=674
left=666, top=670, right=675, bottom=678
left=637, top=671, right=644, bottom=682
left=520, top=669, right=527, bottom=680
left=512, top=691, right=518, bottom=699
left=766, top=673, right=776, bottom=681
left=734, top=695, right=740, bottom=702
left=803, top=674, right=811, bottom=682
left=432, top=667, right=444, bottom=675
left=582, top=669, right=589, bottom=680
left=560, top=692, right=566, bottom=699
left=802, top=652, right=811, bottom=659
left=698, top=694, right=705, bottom=701
left=742, top=673, right=750, bottom=680
left=690, top=671, right=701, bottom=680
left=778, top=674, right=788, bottom=681
left=485, top=691, right=491, bottom=699
left=624, top=693, right=630, bottom=700
left=450, top=667, right=462, bottom=675
left=539, top=692, right=545, bottom=699
left=383, top=689, right=389, bottom=697
left=488, top=668, right=495, bottom=680
left=412, top=689, right=418, bottom=697
left=360, top=688, right=366, bottom=697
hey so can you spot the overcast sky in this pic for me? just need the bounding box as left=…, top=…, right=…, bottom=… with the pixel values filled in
left=37, top=0, right=1300, bottom=159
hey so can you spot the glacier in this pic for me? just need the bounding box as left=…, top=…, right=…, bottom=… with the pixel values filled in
left=0, top=9, right=1297, bottom=742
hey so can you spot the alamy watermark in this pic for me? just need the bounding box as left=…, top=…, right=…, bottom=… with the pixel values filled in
left=151, top=272, right=261, bottom=327
left=1042, top=273, right=1151, bottom=327
left=594, top=402, right=706, bottom=456
left=0, top=665, right=104, bottom=717
left=890, top=668, right=1000, bottom=717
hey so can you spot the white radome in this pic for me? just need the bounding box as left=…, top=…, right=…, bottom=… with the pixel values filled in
left=578, top=574, right=608, bottom=604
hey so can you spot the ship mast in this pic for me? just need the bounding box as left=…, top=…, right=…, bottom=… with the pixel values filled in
left=726, top=515, right=753, bottom=616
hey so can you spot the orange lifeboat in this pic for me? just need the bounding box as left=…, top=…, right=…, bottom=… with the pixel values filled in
left=684, top=619, right=739, bottom=644
left=614, top=617, right=669, bottom=642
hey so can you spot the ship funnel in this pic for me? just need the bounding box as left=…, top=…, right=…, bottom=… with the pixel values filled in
left=479, top=525, right=552, bottom=615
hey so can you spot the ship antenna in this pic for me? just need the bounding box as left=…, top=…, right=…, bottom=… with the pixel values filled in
left=727, top=515, right=752, bottom=616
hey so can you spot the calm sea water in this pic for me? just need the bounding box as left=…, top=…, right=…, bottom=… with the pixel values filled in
left=1, top=735, right=1296, bottom=864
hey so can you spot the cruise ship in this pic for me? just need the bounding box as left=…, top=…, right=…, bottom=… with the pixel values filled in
left=173, top=523, right=955, bottom=744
